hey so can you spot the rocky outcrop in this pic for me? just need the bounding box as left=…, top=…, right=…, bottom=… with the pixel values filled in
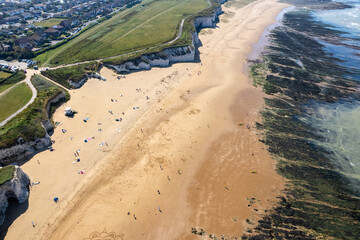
left=105, top=1, right=225, bottom=74
left=0, top=136, right=52, bottom=166
left=106, top=45, right=196, bottom=73
left=69, top=77, right=87, bottom=89
left=69, top=72, right=106, bottom=88
left=45, top=92, right=66, bottom=119
left=88, top=72, right=106, bottom=81
left=194, top=6, right=223, bottom=29
left=0, top=166, right=30, bottom=226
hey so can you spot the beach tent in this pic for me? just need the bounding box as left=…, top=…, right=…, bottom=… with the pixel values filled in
left=65, top=107, right=73, bottom=116
left=54, top=197, right=59, bottom=203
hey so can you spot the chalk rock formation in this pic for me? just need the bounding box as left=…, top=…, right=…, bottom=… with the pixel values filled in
left=0, top=136, right=52, bottom=166
left=0, top=166, right=30, bottom=226
left=69, top=72, right=106, bottom=88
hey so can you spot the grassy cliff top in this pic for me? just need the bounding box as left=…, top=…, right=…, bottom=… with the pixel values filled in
left=35, top=0, right=213, bottom=67
left=0, top=165, right=15, bottom=185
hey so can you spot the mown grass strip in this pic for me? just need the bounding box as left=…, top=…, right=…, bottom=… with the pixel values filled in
left=0, top=83, right=32, bottom=122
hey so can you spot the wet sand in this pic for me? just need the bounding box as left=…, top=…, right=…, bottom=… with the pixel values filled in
left=4, top=0, right=288, bottom=239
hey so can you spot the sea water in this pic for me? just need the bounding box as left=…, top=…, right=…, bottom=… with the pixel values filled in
left=304, top=101, right=360, bottom=180
left=305, top=0, right=360, bottom=182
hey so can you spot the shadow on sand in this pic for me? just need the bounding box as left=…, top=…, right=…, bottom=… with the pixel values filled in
left=0, top=197, right=29, bottom=240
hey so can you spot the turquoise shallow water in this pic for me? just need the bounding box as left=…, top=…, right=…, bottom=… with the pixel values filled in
left=305, top=0, right=360, bottom=182
left=304, top=102, right=360, bottom=179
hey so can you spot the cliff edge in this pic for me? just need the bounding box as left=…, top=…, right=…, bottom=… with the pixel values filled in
left=0, top=165, right=30, bottom=226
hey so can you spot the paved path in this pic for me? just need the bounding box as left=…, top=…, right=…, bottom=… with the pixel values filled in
left=38, top=72, right=71, bottom=90
left=0, top=80, right=23, bottom=98
left=0, top=70, right=37, bottom=128
left=48, top=18, right=187, bottom=70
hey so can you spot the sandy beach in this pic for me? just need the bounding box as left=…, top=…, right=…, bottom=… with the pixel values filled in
left=4, top=0, right=288, bottom=239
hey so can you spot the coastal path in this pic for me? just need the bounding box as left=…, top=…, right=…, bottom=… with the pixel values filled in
left=47, top=0, right=213, bottom=70
left=0, top=70, right=37, bottom=127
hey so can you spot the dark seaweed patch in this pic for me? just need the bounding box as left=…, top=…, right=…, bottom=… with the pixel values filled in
left=244, top=8, right=360, bottom=240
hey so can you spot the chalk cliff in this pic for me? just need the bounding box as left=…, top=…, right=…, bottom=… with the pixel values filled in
left=0, top=166, right=30, bottom=226
left=68, top=72, right=106, bottom=88
left=104, top=1, right=225, bottom=73
left=0, top=136, right=52, bottom=166
left=0, top=91, right=68, bottom=165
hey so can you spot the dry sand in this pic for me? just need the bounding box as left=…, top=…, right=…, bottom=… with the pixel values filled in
left=4, top=0, right=288, bottom=239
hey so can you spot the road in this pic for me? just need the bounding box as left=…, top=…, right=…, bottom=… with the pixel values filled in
left=0, top=70, right=37, bottom=128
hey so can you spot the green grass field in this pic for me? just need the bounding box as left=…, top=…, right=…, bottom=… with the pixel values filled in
left=0, top=84, right=13, bottom=93
left=0, top=165, right=15, bottom=185
left=0, top=75, right=70, bottom=149
left=34, top=18, right=66, bottom=28
left=0, top=83, right=32, bottom=122
left=0, top=71, right=12, bottom=79
left=35, top=0, right=209, bottom=66
left=0, top=71, right=26, bottom=93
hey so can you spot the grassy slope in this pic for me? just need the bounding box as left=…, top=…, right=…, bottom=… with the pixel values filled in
left=41, top=62, right=100, bottom=89
left=33, top=18, right=67, bottom=28
left=0, top=75, right=69, bottom=149
left=0, top=71, right=26, bottom=93
left=0, top=71, right=12, bottom=79
left=0, top=83, right=32, bottom=122
left=35, top=0, right=209, bottom=66
left=0, top=165, right=15, bottom=185
left=0, top=84, right=13, bottom=93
